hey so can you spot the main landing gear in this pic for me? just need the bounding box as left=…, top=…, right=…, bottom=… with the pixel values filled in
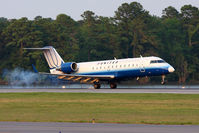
left=93, top=82, right=117, bottom=89
left=110, top=83, right=117, bottom=89
left=161, top=75, right=166, bottom=85
left=94, top=83, right=101, bottom=89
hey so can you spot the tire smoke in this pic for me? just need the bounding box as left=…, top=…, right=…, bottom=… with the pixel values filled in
left=3, top=68, right=41, bottom=86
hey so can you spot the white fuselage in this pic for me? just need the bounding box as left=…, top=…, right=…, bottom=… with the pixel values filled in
left=74, top=56, right=174, bottom=80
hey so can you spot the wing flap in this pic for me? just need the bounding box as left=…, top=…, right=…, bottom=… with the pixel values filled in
left=39, top=72, right=115, bottom=79
left=39, top=72, right=114, bottom=83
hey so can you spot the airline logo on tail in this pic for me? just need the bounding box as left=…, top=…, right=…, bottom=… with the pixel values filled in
left=42, top=46, right=64, bottom=69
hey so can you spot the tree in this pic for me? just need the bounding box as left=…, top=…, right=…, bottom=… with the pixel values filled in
left=158, top=18, right=187, bottom=82
left=56, top=14, right=77, bottom=33
left=129, top=18, right=157, bottom=57
left=162, top=6, right=180, bottom=19
left=115, top=2, right=156, bottom=57
left=94, top=16, right=122, bottom=59
left=181, top=5, right=199, bottom=22
left=2, top=18, right=34, bottom=68
left=0, top=18, right=9, bottom=75
left=175, top=55, right=189, bottom=83
left=55, top=14, right=79, bottom=61
left=79, top=11, right=98, bottom=61
left=181, top=5, right=199, bottom=47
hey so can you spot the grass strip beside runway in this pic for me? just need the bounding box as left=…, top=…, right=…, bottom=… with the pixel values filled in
left=0, top=93, right=199, bottom=125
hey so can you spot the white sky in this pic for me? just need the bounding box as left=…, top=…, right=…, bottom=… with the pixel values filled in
left=0, top=0, right=198, bottom=20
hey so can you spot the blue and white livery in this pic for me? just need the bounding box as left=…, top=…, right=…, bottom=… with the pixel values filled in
left=24, top=46, right=175, bottom=89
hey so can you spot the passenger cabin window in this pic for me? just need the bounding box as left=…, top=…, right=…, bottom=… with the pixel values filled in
left=150, top=60, right=165, bottom=64
left=150, top=60, right=157, bottom=63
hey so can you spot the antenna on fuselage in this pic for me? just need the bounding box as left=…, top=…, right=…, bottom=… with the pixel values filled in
left=114, top=57, right=117, bottom=60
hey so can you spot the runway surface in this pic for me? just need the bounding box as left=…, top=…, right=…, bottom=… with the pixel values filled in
left=0, top=122, right=199, bottom=133
left=0, top=87, right=199, bottom=94
left=0, top=88, right=198, bottom=133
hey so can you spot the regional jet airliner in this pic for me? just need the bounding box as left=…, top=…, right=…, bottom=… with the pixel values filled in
left=24, top=46, right=175, bottom=89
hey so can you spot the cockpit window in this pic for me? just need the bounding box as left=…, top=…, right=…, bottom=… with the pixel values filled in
left=157, top=60, right=165, bottom=63
left=150, top=60, right=165, bottom=64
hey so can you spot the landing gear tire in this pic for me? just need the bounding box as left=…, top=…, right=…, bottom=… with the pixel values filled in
left=110, top=83, right=117, bottom=89
left=161, top=81, right=165, bottom=85
left=94, top=83, right=101, bottom=89
left=161, top=75, right=166, bottom=85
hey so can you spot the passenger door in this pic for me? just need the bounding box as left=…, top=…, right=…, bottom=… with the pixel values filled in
left=139, top=60, right=145, bottom=72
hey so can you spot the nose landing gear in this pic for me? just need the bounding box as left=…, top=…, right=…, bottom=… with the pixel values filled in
left=161, top=75, right=166, bottom=85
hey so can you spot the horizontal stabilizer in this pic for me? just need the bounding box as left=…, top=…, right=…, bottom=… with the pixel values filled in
left=23, top=48, right=51, bottom=50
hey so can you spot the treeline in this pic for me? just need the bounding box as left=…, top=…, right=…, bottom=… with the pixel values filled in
left=0, top=2, right=199, bottom=84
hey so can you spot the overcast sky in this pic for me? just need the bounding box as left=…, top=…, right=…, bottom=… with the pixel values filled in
left=0, top=0, right=198, bottom=20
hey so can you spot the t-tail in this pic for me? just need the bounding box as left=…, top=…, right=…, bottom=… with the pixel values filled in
left=24, top=46, right=78, bottom=74
left=24, top=46, right=64, bottom=74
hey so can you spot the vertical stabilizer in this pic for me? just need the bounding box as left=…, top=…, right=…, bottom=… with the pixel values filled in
left=42, top=46, right=64, bottom=69
left=24, top=46, right=64, bottom=74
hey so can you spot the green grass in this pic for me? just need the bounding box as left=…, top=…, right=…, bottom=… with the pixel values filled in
left=0, top=93, right=199, bottom=125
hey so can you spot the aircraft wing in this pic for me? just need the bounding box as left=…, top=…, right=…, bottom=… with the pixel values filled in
left=39, top=72, right=115, bottom=83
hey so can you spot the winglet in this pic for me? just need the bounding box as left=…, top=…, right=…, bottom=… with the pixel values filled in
left=32, top=64, right=38, bottom=73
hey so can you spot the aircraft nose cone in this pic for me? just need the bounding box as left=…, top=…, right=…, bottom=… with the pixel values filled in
left=168, top=66, right=175, bottom=73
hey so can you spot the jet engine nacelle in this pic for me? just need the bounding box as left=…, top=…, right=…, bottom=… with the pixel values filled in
left=60, top=62, right=78, bottom=74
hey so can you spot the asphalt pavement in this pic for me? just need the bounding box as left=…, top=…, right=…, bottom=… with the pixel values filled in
left=0, top=87, right=199, bottom=94
left=0, top=122, right=199, bottom=133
